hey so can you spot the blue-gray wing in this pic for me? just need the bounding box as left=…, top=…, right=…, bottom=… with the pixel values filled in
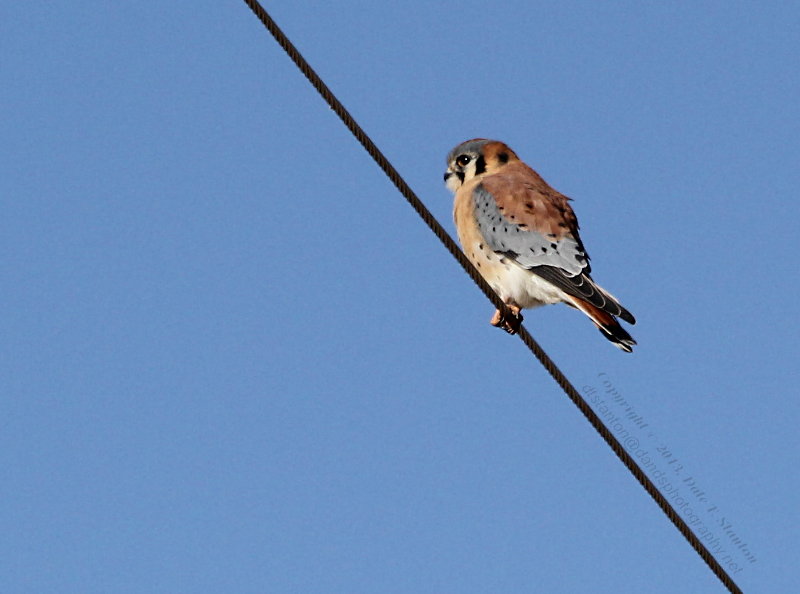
left=473, top=182, right=635, bottom=324
left=472, top=183, right=588, bottom=276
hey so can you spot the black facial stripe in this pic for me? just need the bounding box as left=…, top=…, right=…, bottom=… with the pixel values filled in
left=475, top=156, right=486, bottom=175
left=456, top=171, right=464, bottom=182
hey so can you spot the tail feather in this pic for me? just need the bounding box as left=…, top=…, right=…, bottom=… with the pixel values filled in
left=566, top=296, right=637, bottom=353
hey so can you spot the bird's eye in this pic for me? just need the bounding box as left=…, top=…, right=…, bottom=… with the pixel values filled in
left=456, top=155, right=471, bottom=167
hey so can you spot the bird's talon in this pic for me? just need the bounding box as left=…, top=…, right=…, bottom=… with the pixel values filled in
left=490, top=308, right=523, bottom=335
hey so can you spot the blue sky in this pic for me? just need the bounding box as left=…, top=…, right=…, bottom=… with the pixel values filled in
left=2, top=2, right=797, bottom=592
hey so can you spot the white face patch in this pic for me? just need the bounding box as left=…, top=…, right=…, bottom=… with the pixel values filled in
left=445, top=167, right=462, bottom=193
left=445, top=153, right=480, bottom=194
left=460, top=158, right=478, bottom=183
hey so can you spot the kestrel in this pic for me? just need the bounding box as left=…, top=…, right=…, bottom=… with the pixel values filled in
left=444, top=138, right=636, bottom=352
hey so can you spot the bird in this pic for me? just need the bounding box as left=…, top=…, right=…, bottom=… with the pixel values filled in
left=444, top=138, right=636, bottom=352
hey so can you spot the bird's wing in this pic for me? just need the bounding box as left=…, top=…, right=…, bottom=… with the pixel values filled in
left=475, top=164, right=635, bottom=324
left=475, top=166, right=587, bottom=275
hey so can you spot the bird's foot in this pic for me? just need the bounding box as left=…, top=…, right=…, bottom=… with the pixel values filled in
left=490, top=305, right=523, bottom=335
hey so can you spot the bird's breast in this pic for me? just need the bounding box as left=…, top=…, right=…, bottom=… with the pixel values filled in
left=453, top=186, right=566, bottom=309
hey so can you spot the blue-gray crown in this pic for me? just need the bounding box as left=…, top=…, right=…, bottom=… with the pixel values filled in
left=446, top=138, right=496, bottom=163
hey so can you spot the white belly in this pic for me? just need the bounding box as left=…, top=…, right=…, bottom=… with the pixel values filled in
left=454, top=193, right=567, bottom=311
left=489, top=255, right=567, bottom=309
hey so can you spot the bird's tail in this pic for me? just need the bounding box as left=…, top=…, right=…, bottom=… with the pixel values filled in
left=566, top=297, right=637, bottom=353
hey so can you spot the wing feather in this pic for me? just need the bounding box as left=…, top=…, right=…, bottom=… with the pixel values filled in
left=474, top=165, right=635, bottom=324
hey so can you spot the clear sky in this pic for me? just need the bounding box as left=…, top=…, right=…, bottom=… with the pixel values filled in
left=2, top=2, right=797, bottom=592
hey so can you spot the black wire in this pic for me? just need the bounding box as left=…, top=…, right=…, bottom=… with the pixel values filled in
left=239, top=3, right=743, bottom=593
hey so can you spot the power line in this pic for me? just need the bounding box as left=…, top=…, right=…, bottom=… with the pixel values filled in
left=239, top=3, right=742, bottom=593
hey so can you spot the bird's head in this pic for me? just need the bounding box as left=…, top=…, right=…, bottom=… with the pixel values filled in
left=444, top=139, right=518, bottom=193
